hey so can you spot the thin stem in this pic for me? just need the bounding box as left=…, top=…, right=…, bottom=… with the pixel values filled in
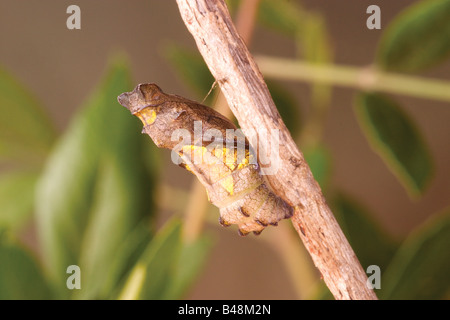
left=182, top=181, right=210, bottom=242
left=262, top=222, right=320, bottom=299
left=235, top=0, right=260, bottom=47
left=256, top=56, right=450, bottom=103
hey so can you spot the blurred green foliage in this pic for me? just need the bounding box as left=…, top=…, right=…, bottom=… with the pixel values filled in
left=377, top=0, right=450, bottom=73
left=0, top=68, right=56, bottom=165
left=0, top=58, right=211, bottom=300
left=0, top=0, right=449, bottom=300
left=354, top=93, right=433, bottom=198
left=380, top=208, right=450, bottom=299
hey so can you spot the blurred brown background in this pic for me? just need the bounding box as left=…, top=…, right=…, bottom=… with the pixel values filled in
left=1, top=0, right=449, bottom=299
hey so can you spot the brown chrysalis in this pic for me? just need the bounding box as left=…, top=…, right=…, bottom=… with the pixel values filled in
left=118, top=83, right=292, bottom=236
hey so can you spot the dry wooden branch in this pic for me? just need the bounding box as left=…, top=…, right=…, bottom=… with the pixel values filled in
left=175, top=0, right=378, bottom=300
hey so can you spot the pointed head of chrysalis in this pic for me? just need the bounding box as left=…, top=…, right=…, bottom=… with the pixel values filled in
left=118, top=83, right=236, bottom=149
left=117, top=83, right=165, bottom=114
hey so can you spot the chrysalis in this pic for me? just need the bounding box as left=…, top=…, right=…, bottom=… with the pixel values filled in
left=118, top=83, right=292, bottom=235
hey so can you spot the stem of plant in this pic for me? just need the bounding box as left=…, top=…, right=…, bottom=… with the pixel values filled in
left=179, top=0, right=320, bottom=299
left=256, top=56, right=450, bottom=103
left=176, top=0, right=377, bottom=300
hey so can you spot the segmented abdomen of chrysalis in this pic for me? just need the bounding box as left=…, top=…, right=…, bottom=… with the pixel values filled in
left=117, top=83, right=293, bottom=236
left=179, top=140, right=292, bottom=236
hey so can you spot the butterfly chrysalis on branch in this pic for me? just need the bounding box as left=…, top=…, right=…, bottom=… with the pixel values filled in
left=118, top=83, right=292, bottom=235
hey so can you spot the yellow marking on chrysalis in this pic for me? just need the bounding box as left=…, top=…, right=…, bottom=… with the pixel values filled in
left=212, top=148, right=224, bottom=161
left=225, top=148, right=237, bottom=170
left=136, top=109, right=157, bottom=125
left=213, top=147, right=238, bottom=171
left=219, top=175, right=234, bottom=196
left=237, top=149, right=250, bottom=170
left=181, top=145, right=207, bottom=165
left=184, top=163, right=193, bottom=173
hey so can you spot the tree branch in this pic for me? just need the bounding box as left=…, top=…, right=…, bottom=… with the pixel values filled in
left=175, top=0, right=377, bottom=300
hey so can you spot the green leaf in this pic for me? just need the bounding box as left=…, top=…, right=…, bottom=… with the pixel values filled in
left=164, top=44, right=214, bottom=100
left=258, top=0, right=306, bottom=37
left=0, top=241, right=51, bottom=299
left=303, top=144, right=332, bottom=190
left=354, top=92, right=433, bottom=198
left=377, top=0, right=450, bottom=73
left=380, top=208, right=450, bottom=299
left=266, top=81, right=302, bottom=137
left=77, top=155, right=153, bottom=299
left=0, top=67, right=56, bottom=165
left=35, top=57, right=149, bottom=296
left=333, top=193, right=397, bottom=271
left=118, top=219, right=182, bottom=300
left=0, top=171, right=38, bottom=232
left=162, top=235, right=213, bottom=299
left=35, top=107, right=100, bottom=295
left=104, top=223, right=153, bottom=299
